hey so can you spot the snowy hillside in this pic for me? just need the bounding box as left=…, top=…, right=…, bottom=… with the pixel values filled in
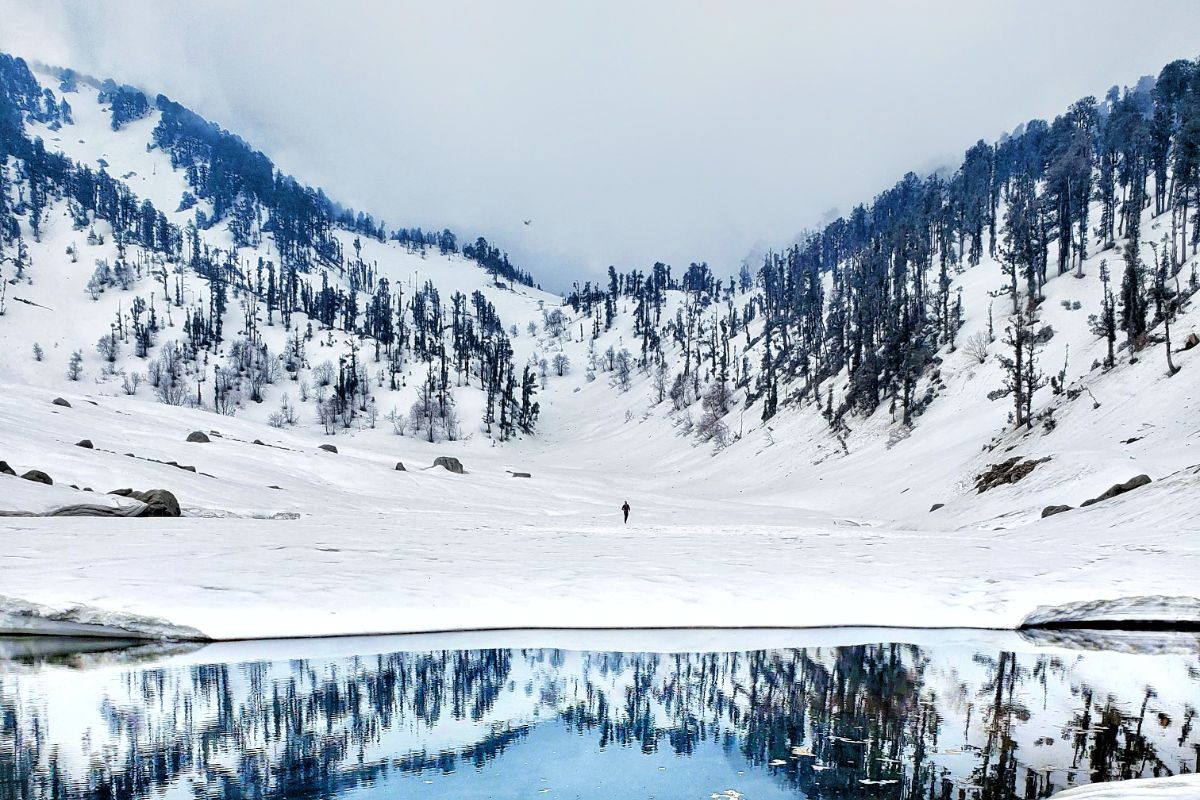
left=1, top=51, right=1200, bottom=641
left=3, top=63, right=557, bottom=438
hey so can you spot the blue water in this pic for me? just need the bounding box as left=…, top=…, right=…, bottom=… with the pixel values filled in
left=355, top=724, right=795, bottom=799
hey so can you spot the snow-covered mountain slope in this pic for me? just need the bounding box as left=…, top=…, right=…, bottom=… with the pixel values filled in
left=1, top=54, right=1199, bottom=637
left=5, top=69, right=555, bottom=422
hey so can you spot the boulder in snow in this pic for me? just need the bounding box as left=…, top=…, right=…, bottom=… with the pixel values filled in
left=186, top=431, right=211, bottom=443
left=1080, top=474, right=1151, bottom=508
left=109, top=488, right=182, bottom=517
left=76, top=439, right=94, bottom=449
left=512, top=472, right=532, bottom=478
left=433, top=456, right=464, bottom=474
left=394, top=462, right=406, bottom=471
left=319, top=444, right=338, bottom=453
left=133, top=489, right=181, bottom=517
left=20, top=470, right=52, bottom=486
left=51, top=397, right=71, bottom=408
left=1041, top=504, right=1072, bottom=518
left=0, top=461, right=14, bottom=476
left=929, top=503, right=944, bottom=512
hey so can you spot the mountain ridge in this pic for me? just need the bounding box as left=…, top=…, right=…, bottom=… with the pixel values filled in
left=1, top=49, right=1199, bottom=537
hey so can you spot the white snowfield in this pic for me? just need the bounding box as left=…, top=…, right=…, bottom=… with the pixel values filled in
left=1, top=384, right=1198, bottom=640
left=2, top=69, right=1200, bottom=641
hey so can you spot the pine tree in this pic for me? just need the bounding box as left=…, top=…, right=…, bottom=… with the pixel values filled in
left=989, top=308, right=1044, bottom=429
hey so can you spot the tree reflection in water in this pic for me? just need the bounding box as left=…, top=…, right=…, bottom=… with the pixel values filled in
left=1, top=638, right=1197, bottom=799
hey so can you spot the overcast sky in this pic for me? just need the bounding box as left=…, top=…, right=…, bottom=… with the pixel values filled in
left=3, top=1, right=1200, bottom=289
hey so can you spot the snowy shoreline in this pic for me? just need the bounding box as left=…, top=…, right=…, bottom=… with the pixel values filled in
left=7, top=625, right=1200, bottom=665
left=1053, top=775, right=1200, bottom=798
left=2, top=511, right=1197, bottom=641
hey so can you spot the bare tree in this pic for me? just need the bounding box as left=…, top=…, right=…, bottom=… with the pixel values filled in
left=312, top=360, right=336, bottom=387
left=651, top=359, right=669, bottom=404
left=613, top=348, right=633, bottom=392
left=962, top=331, right=990, bottom=364
left=317, top=397, right=339, bottom=434
left=409, top=369, right=439, bottom=442
left=155, top=374, right=189, bottom=405
left=120, top=371, right=142, bottom=395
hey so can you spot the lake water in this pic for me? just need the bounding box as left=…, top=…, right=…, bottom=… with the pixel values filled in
left=1, top=628, right=1197, bottom=799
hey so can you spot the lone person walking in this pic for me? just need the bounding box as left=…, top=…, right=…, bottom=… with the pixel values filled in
left=621, top=500, right=631, bottom=524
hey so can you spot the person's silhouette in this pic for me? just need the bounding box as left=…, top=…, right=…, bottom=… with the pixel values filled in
left=621, top=501, right=630, bottom=524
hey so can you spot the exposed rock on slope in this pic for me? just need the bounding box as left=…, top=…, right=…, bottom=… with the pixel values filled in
left=433, top=456, right=464, bottom=474
left=1080, top=474, right=1152, bottom=507
left=974, top=456, right=1051, bottom=493
left=20, top=469, right=52, bottom=485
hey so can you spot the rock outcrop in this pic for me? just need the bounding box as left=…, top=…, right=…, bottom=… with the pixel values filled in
left=974, top=456, right=1050, bottom=493
left=433, top=456, right=464, bottom=474
left=1080, top=474, right=1151, bottom=507
left=109, top=488, right=182, bottom=517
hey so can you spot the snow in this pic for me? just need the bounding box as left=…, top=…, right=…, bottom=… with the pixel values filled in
left=1053, top=775, right=1200, bottom=798
left=0, top=382, right=1197, bottom=640
left=0, top=592, right=204, bottom=639
left=2, top=512, right=1195, bottom=640
left=1023, top=595, right=1200, bottom=628
left=0, top=475, right=145, bottom=516
left=1, top=64, right=1200, bottom=640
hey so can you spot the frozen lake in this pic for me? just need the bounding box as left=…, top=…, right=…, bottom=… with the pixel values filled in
left=1, top=628, right=1197, bottom=799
